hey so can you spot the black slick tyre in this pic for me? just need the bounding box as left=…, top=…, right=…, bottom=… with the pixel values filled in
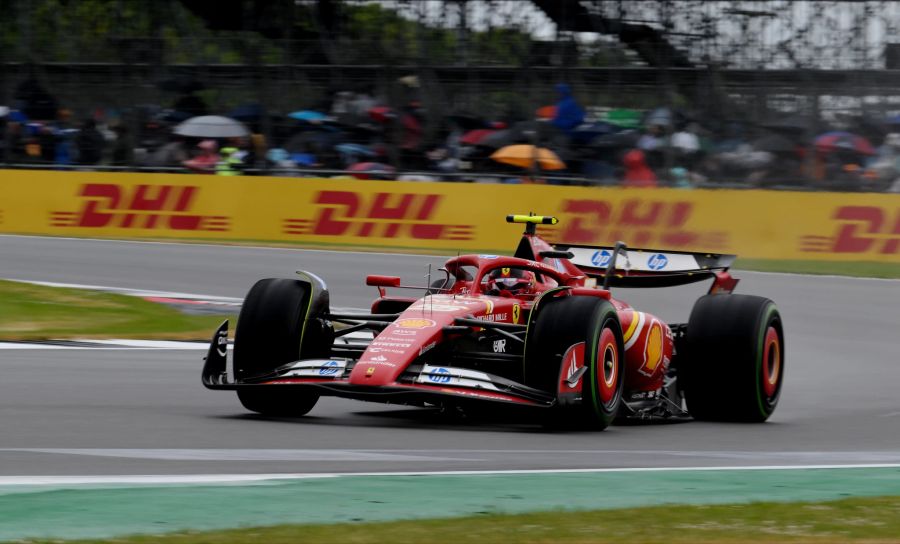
left=524, top=295, right=625, bottom=430
left=682, top=294, right=784, bottom=422
left=233, top=278, right=332, bottom=416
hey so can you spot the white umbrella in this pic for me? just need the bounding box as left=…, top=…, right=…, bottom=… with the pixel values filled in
left=173, top=115, right=249, bottom=138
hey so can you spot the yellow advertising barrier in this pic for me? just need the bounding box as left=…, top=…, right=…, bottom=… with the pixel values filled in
left=1, top=169, right=899, bottom=262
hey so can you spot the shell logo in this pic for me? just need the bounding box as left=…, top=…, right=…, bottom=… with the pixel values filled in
left=624, top=310, right=665, bottom=378
left=639, top=320, right=664, bottom=377
left=395, top=318, right=437, bottom=329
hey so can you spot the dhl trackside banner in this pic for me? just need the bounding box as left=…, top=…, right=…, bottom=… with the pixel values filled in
left=0, top=169, right=899, bottom=262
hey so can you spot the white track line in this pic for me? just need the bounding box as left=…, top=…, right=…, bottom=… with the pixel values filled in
left=0, top=340, right=216, bottom=350
left=3, top=448, right=468, bottom=462
left=2, top=278, right=243, bottom=303
left=2, top=463, right=900, bottom=487
left=2, top=277, right=365, bottom=314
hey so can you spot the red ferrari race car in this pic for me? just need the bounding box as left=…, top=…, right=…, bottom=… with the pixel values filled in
left=203, top=214, right=784, bottom=430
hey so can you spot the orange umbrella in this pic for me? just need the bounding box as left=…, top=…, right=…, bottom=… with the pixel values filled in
left=536, top=105, right=557, bottom=119
left=490, top=144, right=566, bottom=170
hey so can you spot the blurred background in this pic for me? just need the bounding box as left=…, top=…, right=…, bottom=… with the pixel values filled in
left=3, top=0, right=900, bottom=191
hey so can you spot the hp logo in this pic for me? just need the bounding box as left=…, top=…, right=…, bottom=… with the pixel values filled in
left=428, top=367, right=452, bottom=383
left=319, top=361, right=340, bottom=376
left=590, top=250, right=612, bottom=267
left=647, top=253, right=668, bottom=271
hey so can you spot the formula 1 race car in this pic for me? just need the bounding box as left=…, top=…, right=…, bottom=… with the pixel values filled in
left=203, top=214, right=784, bottom=430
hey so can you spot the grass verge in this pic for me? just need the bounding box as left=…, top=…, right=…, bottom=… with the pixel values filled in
left=0, top=279, right=234, bottom=341
left=733, top=258, right=900, bottom=279
left=21, top=495, right=900, bottom=544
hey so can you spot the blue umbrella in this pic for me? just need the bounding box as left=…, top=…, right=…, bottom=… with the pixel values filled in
left=335, top=143, right=376, bottom=157
left=644, top=107, right=673, bottom=127
left=229, top=103, right=264, bottom=122
left=289, top=110, right=329, bottom=122
left=292, top=153, right=318, bottom=166
left=157, top=109, right=192, bottom=123
left=571, top=121, right=618, bottom=146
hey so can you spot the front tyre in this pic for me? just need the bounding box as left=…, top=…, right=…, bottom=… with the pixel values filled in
left=524, top=295, right=625, bottom=430
left=682, top=294, right=784, bottom=422
left=237, top=387, right=318, bottom=417
left=233, top=278, right=332, bottom=416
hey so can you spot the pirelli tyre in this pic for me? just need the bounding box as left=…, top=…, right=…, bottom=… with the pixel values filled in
left=524, top=294, right=625, bottom=430
left=233, top=278, right=333, bottom=416
left=682, top=294, right=784, bottom=422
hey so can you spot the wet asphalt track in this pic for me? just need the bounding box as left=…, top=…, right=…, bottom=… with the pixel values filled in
left=1, top=234, right=899, bottom=476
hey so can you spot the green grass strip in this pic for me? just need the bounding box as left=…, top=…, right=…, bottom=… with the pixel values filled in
left=734, top=258, right=900, bottom=278
left=4, top=467, right=900, bottom=541
left=0, top=279, right=234, bottom=340
left=14, top=495, right=900, bottom=544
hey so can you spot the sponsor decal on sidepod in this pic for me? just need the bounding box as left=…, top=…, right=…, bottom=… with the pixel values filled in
left=427, top=367, right=452, bottom=384
left=318, top=360, right=341, bottom=376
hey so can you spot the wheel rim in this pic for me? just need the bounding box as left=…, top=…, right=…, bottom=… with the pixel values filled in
left=762, top=326, right=781, bottom=398
left=597, top=327, right=618, bottom=406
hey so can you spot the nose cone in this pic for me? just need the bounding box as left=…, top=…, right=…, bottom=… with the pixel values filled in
left=348, top=316, right=444, bottom=385
left=347, top=295, right=522, bottom=386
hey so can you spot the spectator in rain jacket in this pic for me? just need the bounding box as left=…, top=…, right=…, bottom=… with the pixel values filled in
left=75, top=118, right=105, bottom=165
left=183, top=139, right=219, bottom=174
left=550, top=83, right=585, bottom=135
left=622, top=149, right=658, bottom=188
left=216, top=145, right=247, bottom=176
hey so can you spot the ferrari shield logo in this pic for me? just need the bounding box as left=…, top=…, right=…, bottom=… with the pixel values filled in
left=396, top=318, right=437, bottom=329
left=512, top=303, right=521, bottom=324
left=501, top=267, right=511, bottom=276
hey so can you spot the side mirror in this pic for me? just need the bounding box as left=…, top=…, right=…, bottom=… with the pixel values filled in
left=366, top=275, right=401, bottom=287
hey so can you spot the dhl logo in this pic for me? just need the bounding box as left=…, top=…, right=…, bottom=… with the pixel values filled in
left=283, top=190, right=473, bottom=240
left=538, top=198, right=727, bottom=249
left=800, top=205, right=900, bottom=255
left=50, top=184, right=230, bottom=231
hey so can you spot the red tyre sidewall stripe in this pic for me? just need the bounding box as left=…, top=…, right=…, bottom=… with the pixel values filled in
left=597, top=327, right=618, bottom=405
left=762, top=325, right=780, bottom=398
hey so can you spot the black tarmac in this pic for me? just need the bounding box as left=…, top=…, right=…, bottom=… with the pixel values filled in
left=1, top=235, right=898, bottom=476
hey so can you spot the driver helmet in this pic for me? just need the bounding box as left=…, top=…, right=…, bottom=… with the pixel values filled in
left=487, top=267, right=535, bottom=295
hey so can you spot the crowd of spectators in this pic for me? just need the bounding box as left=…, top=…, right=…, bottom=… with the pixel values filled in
left=3, top=78, right=900, bottom=193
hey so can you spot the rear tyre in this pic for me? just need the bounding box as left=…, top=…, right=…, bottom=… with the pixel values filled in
left=681, top=294, right=784, bottom=422
left=524, top=295, right=625, bottom=430
left=233, top=278, right=332, bottom=416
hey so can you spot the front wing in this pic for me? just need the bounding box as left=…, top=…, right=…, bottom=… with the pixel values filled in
left=202, top=321, right=554, bottom=408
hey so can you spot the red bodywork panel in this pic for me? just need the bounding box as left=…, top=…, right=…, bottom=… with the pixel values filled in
left=356, top=246, right=674, bottom=398
left=350, top=294, right=524, bottom=385
left=617, top=308, right=673, bottom=393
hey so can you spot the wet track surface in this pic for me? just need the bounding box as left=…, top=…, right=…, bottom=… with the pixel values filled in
left=1, top=235, right=899, bottom=476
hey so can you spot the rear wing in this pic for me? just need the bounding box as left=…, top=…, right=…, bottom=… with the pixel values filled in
left=553, top=243, right=738, bottom=289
